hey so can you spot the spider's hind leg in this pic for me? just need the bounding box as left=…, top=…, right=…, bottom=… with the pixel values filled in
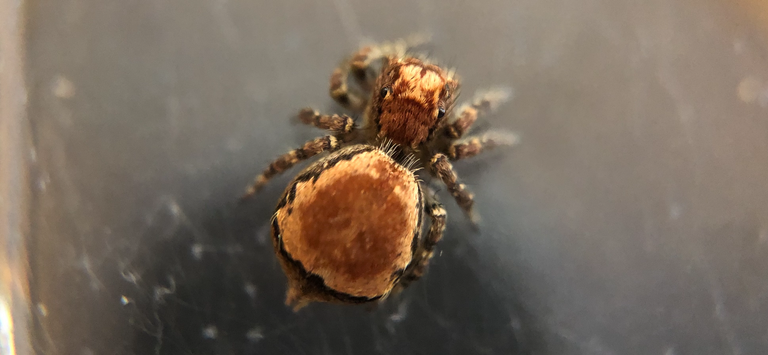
left=396, top=191, right=446, bottom=291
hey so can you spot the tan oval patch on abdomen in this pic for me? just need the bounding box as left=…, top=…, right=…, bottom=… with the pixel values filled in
left=277, top=147, right=421, bottom=299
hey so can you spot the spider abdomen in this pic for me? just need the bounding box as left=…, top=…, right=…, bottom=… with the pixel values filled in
left=272, top=145, right=423, bottom=309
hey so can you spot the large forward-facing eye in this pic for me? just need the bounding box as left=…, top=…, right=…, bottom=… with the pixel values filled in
left=437, top=107, right=446, bottom=118
left=380, top=87, right=391, bottom=98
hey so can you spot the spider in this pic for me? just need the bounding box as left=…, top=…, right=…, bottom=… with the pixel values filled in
left=242, top=37, right=516, bottom=310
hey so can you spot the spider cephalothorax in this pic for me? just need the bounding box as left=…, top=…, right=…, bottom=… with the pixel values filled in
left=368, top=57, right=459, bottom=148
left=242, top=37, right=517, bottom=310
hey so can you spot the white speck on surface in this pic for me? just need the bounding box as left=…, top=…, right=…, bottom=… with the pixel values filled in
left=52, top=75, right=76, bottom=99
left=120, top=296, right=130, bottom=305
left=225, top=137, right=243, bottom=152
left=36, top=172, right=49, bottom=191
left=36, top=303, right=48, bottom=317
left=759, top=226, right=768, bottom=245
left=168, top=201, right=182, bottom=217
left=246, top=327, right=264, bottom=342
left=733, top=39, right=745, bottom=54
left=737, top=76, right=764, bottom=104
left=388, top=300, right=409, bottom=323
left=202, top=325, right=218, bottom=339
left=191, top=243, right=204, bottom=260
left=758, top=87, right=768, bottom=108
left=243, top=283, right=257, bottom=299
left=668, top=203, right=683, bottom=220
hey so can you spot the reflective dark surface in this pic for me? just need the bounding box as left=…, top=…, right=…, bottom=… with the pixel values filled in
left=24, top=0, right=768, bottom=354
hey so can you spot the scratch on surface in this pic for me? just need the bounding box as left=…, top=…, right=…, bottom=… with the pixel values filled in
left=147, top=276, right=176, bottom=355
left=210, top=0, right=241, bottom=47
left=330, top=0, right=363, bottom=44
left=246, top=327, right=264, bottom=342
left=153, top=276, right=176, bottom=303
left=120, top=265, right=141, bottom=286
left=144, top=196, right=209, bottom=241
left=550, top=324, right=617, bottom=355
left=707, top=276, right=742, bottom=355
left=385, top=299, right=410, bottom=334
left=80, top=254, right=106, bottom=291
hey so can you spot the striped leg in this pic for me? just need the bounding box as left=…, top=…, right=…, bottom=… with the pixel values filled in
left=349, top=34, right=431, bottom=90
left=330, top=35, right=431, bottom=109
left=240, top=136, right=340, bottom=200
left=430, top=153, right=477, bottom=224
left=448, top=130, right=519, bottom=161
left=329, top=63, right=367, bottom=111
left=445, top=87, right=513, bottom=139
left=397, top=198, right=447, bottom=290
left=297, top=108, right=355, bottom=133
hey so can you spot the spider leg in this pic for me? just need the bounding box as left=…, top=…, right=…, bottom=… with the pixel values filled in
left=240, top=135, right=341, bottom=200
left=430, top=153, right=478, bottom=224
left=397, top=196, right=446, bottom=290
left=350, top=34, right=431, bottom=90
left=448, top=130, right=519, bottom=161
left=297, top=108, right=356, bottom=133
left=445, top=87, right=513, bottom=139
left=330, top=35, right=431, bottom=109
left=329, top=62, right=367, bottom=111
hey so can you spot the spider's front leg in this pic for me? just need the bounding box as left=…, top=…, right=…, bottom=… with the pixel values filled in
left=297, top=108, right=355, bottom=134
left=330, top=35, right=430, bottom=110
left=349, top=35, right=431, bottom=90
left=240, top=135, right=341, bottom=200
left=429, top=153, right=478, bottom=224
left=444, top=87, right=512, bottom=139
left=448, top=131, right=519, bottom=161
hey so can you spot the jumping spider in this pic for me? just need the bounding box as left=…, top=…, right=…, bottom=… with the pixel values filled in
left=243, top=37, right=517, bottom=310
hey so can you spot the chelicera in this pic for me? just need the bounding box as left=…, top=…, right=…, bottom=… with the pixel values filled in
left=242, top=37, right=517, bottom=310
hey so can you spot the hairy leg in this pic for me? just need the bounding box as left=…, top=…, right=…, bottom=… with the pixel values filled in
left=445, top=87, right=513, bottom=139
left=241, top=136, right=340, bottom=200
left=350, top=34, right=431, bottom=90
left=397, top=196, right=446, bottom=290
left=330, top=35, right=431, bottom=109
left=448, top=130, right=519, bottom=160
left=297, top=108, right=356, bottom=133
left=430, top=153, right=477, bottom=223
left=329, top=63, right=367, bottom=111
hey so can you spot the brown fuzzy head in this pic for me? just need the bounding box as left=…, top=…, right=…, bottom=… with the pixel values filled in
left=369, top=57, right=459, bottom=148
left=272, top=145, right=423, bottom=310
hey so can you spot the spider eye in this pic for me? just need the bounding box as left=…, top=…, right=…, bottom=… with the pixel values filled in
left=443, top=83, right=451, bottom=99
left=437, top=107, right=446, bottom=118
left=380, top=87, right=391, bottom=98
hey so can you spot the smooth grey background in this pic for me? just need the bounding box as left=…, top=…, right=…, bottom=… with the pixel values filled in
left=24, top=0, right=768, bottom=354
